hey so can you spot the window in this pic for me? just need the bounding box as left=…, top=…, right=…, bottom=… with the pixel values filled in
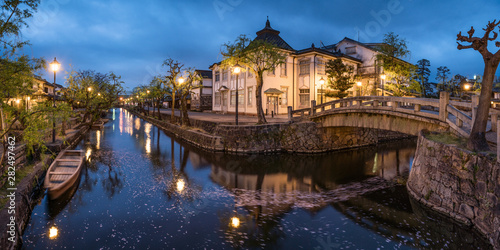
left=299, top=60, right=310, bottom=75
left=44, top=87, right=48, bottom=93
left=248, top=70, right=253, bottom=78
left=268, top=68, right=275, bottom=76
left=230, top=90, right=236, bottom=106
left=281, top=87, right=288, bottom=106
left=222, top=69, right=228, bottom=81
left=215, top=92, right=221, bottom=105
left=346, top=46, right=356, bottom=55
left=299, top=89, right=310, bottom=106
left=317, top=59, right=325, bottom=75
left=215, top=71, right=220, bottom=82
left=238, top=90, right=245, bottom=105
left=280, top=63, right=287, bottom=76
left=248, top=87, right=253, bottom=105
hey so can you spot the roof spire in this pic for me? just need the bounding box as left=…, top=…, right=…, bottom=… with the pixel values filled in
left=266, top=16, right=271, bottom=28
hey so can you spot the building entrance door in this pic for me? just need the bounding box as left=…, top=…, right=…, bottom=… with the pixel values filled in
left=266, top=96, right=279, bottom=115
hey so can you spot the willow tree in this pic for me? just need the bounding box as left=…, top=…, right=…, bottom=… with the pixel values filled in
left=221, top=35, right=286, bottom=124
left=457, top=20, right=500, bottom=151
left=65, top=70, right=124, bottom=126
left=324, top=58, right=357, bottom=99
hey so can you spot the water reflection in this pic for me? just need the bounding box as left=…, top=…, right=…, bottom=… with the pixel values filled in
left=21, top=109, right=491, bottom=249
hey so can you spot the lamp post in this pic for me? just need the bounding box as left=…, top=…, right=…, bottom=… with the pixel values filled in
left=232, top=65, right=241, bottom=125
left=50, top=58, right=60, bottom=143
left=178, top=76, right=185, bottom=125
left=380, top=74, right=386, bottom=96
left=318, top=77, right=325, bottom=104
left=147, top=90, right=150, bottom=115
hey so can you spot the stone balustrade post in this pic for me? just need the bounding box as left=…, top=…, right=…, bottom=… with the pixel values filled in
left=456, top=118, right=463, bottom=128
left=414, top=104, right=421, bottom=112
left=373, top=100, right=379, bottom=107
left=492, top=114, right=498, bottom=132
left=439, top=92, right=450, bottom=122
left=393, top=101, right=399, bottom=111
left=287, top=106, right=292, bottom=121
left=311, top=100, right=316, bottom=116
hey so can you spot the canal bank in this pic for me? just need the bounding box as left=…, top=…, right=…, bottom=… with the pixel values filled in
left=126, top=107, right=414, bottom=154
left=408, top=130, right=500, bottom=249
left=0, top=124, right=89, bottom=250
left=20, top=108, right=492, bottom=249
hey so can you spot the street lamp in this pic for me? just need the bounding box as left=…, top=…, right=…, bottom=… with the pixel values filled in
left=232, top=64, right=241, bottom=125
left=49, top=57, right=60, bottom=143
left=177, top=76, right=185, bottom=124
left=380, top=74, right=386, bottom=96
left=318, top=77, right=325, bottom=104
left=357, top=81, right=362, bottom=96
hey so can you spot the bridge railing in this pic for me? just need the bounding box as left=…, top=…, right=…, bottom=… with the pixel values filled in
left=288, top=92, right=500, bottom=139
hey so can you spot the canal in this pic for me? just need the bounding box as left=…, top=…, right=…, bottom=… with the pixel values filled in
left=21, top=108, right=490, bottom=249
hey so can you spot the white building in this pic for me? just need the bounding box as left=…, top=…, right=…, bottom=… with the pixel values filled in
left=191, top=70, right=213, bottom=111
left=210, top=19, right=390, bottom=115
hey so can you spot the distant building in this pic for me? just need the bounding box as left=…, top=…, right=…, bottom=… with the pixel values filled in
left=209, top=18, right=406, bottom=115
left=191, top=70, right=213, bottom=111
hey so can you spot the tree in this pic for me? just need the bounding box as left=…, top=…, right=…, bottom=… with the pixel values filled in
left=449, top=74, right=467, bottom=97
left=457, top=20, right=500, bottom=151
left=324, top=58, right=357, bottom=99
left=376, top=32, right=419, bottom=97
left=436, top=66, right=450, bottom=92
left=159, top=58, right=183, bottom=123
left=177, top=68, right=202, bottom=126
left=0, top=0, right=53, bottom=166
left=65, top=70, right=124, bottom=126
left=416, top=59, right=431, bottom=97
left=221, top=35, right=286, bottom=124
left=149, top=77, right=166, bottom=120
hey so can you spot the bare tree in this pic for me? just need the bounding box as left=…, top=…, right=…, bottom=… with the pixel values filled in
left=457, top=20, right=500, bottom=151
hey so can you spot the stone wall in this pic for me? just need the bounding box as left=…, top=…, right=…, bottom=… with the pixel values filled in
left=407, top=130, right=500, bottom=248
left=130, top=110, right=224, bottom=152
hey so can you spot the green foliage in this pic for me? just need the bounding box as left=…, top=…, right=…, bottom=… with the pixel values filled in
left=376, top=32, right=419, bottom=97
left=221, top=35, right=286, bottom=124
left=324, top=58, right=357, bottom=99
left=64, top=70, right=124, bottom=125
left=449, top=74, right=467, bottom=97
left=415, top=59, right=431, bottom=97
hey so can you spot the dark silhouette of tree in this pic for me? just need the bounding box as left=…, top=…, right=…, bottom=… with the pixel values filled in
left=324, top=58, right=357, bottom=99
left=415, top=59, right=431, bottom=97
left=435, top=66, right=450, bottom=92
left=457, top=20, right=500, bottom=151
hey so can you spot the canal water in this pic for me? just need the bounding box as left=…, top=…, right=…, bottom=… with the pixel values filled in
left=21, top=108, right=491, bottom=249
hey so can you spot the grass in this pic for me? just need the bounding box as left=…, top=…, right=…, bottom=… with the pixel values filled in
left=426, top=132, right=467, bottom=147
left=0, top=154, right=49, bottom=207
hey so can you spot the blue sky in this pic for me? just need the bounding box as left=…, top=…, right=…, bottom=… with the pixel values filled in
left=21, top=0, right=500, bottom=91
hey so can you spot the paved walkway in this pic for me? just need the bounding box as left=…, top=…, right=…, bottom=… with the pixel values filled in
left=143, top=107, right=289, bottom=124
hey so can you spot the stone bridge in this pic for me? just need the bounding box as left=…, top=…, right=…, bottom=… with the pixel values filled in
left=288, top=92, right=500, bottom=140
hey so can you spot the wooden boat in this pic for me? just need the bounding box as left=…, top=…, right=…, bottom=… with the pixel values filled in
left=44, top=150, right=84, bottom=200
left=91, top=120, right=104, bottom=130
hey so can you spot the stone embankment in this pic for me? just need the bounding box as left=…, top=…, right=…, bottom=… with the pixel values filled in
left=129, top=108, right=413, bottom=154
left=0, top=126, right=89, bottom=250
left=407, top=130, right=500, bottom=249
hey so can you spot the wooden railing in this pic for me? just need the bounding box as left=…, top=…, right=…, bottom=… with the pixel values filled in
left=288, top=92, right=499, bottom=140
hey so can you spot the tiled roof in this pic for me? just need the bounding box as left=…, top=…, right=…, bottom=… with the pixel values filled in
left=254, top=18, right=294, bottom=51
left=195, top=69, right=212, bottom=79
